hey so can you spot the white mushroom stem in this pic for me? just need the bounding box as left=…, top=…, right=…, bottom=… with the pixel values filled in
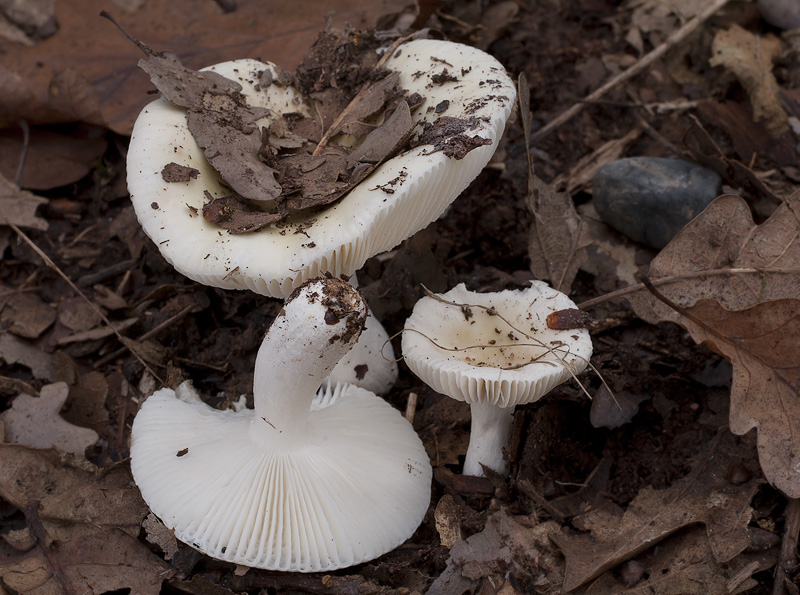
left=462, top=402, right=515, bottom=477
left=253, top=278, right=366, bottom=433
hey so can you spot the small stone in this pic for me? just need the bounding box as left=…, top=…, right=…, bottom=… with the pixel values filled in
left=593, top=157, right=722, bottom=249
left=757, top=0, right=800, bottom=30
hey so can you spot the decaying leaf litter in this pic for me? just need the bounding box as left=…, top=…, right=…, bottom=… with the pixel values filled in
left=2, top=0, right=800, bottom=592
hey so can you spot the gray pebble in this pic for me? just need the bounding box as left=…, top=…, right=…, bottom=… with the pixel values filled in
left=593, top=157, right=722, bottom=249
left=757, top=0, right=800, bottom=30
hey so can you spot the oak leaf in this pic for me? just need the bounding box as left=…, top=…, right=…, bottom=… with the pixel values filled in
left=550, top=431, right=760, bottom=590
left=628, top=191, right=800, bottom=496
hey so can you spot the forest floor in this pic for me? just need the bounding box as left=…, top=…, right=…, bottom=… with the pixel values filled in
left=1, top=0, right=799, bottom=593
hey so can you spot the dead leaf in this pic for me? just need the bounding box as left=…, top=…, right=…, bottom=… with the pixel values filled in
left=527, top=176, right=591, bottom=294
left=0, top=382, right=99, bottom=456
left=0, top=291, right=56, bottom=339
left=629, top=192, right=800, bottom=322
left=584, top=526, right=778, bottom=594
left=0, top=333, right=59, bottom=382
left=434, top=494, right=462, bottom=548
left=0, top=443, right=149, bottom=542
left=657, top=298, right=800, bottom=498
left=0, top=126, right=107, bottom=191
left=550, top=431, right=761, bottom=590
left=709, top=25, right=788, bottom=136
left=0, top=529, right=173, bottom=595
left=142, top=513, right=179, bottom=561
left=0, top=0, right=409, bottom=134
left=429, top=511, right=563, bottom=595
left=0, top=172, right=48, bottom=231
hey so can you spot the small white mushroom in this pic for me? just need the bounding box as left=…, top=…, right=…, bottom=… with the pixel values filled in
left=126, top=40, right=516, bottom=394
left=130, top=277, right=431, bottom=571
left=402, top=282, right=593, bottom=477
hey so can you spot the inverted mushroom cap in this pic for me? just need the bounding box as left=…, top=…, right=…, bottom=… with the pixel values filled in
left=127, top=40, right=516, bottom=298
left=130, top=382, right=430, bottom=571
left=130, top=278, right=431, bottom=571
left=402, top=282, right=593, bottom=408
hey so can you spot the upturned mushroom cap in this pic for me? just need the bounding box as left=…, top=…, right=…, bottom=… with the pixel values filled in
left=402, top=282, right=593, bottom=408
left=402, top=282, right=593, bottom=476
left=130, top=278, right=431, bottom=571
left=126, top=40, right=516, bottom=297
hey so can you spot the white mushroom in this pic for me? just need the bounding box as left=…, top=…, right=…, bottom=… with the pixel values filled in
left=402, top=282, right=593, bottom=477
left=126, top=40, right=516, bottom=394
left=130, top=277, right=432, bottom=571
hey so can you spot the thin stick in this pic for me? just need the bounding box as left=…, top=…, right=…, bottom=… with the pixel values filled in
left=772, top=498, right=800, bottom=595
left=405, top=392, right=418, bottom=424
left=15, top=120, right=30, bottom=187
left=4, top=219, right=164, bottom=386
left=529, top=0, right=731, bottom=144
left=576, top=267, right=798, bottom=310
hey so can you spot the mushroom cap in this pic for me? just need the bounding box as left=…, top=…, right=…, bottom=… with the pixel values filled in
left=402, top=282, right=593, bottom=408
left=127, top=40, right=516, bottom=298
left=130, top=381, right=431, bottom=572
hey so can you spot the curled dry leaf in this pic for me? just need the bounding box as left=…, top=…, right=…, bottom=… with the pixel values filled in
left=628, top=191, right=800, bottom=496
left=709, top=25, right=788, bottom=136
left=0, top=173, right=47, bottom=231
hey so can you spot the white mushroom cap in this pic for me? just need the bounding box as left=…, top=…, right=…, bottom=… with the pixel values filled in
left=402, top=282, right=593, bottom=476
left=126, top=40, right=516, bottom=297
left=402, top=282, right=593, bottom=407
left=130, top=278, right=431, bottom=571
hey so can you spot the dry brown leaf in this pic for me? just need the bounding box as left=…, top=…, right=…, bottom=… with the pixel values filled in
left=709, top=25, right=788, bottom=136
left=527, top=176, right=591, bottom=294
left=0, top=443, right=149, bottom=542
left=0, top=382, right=99, bottom=456
left=550, top=431, right=760, bottom=590
left=671, top=298, right=800, bottom=497
left=434, top=494, right=462, bottom=548
left=0, top=173, right=47, bottom=231
left=0, top=333, right=59, bottom=382
left=0, top=529, right=173, bottom=595
left=428, top=511, right=563, bottom=595
left=0, top=127, right=108, bottom=191
left=0, top=292, right=56, bottom=339
left=0, top=0, right=409, bottom=134
left=142, top=513, right=179, bottom=561
left=629, top=192, right=800, bottom=323
left=627, top=192, right=800, bottom=496
left=584, top=526, right=778, bottom=594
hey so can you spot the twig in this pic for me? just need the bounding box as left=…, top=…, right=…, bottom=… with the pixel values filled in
left=3, top=219, right=164, bottom=386
left=94, top=302, right=197, bottom=368
left=530, top=0, right=731, bottom=144
left=575, top=267, right=799, bottom=310
left=15, top=120, right=30, bottom=187
left=773, top=498, right=800, bottom=595
left=25, top=500, right=78, bottom=595
left=405, top=392, right=418, bottom=424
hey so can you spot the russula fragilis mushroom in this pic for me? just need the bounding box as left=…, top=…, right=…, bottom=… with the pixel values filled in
left=126, top=39, right=516, bottom=394
left=130, top=277, right=431, bottom=571
left=402, top=282, right=593, bottom=477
